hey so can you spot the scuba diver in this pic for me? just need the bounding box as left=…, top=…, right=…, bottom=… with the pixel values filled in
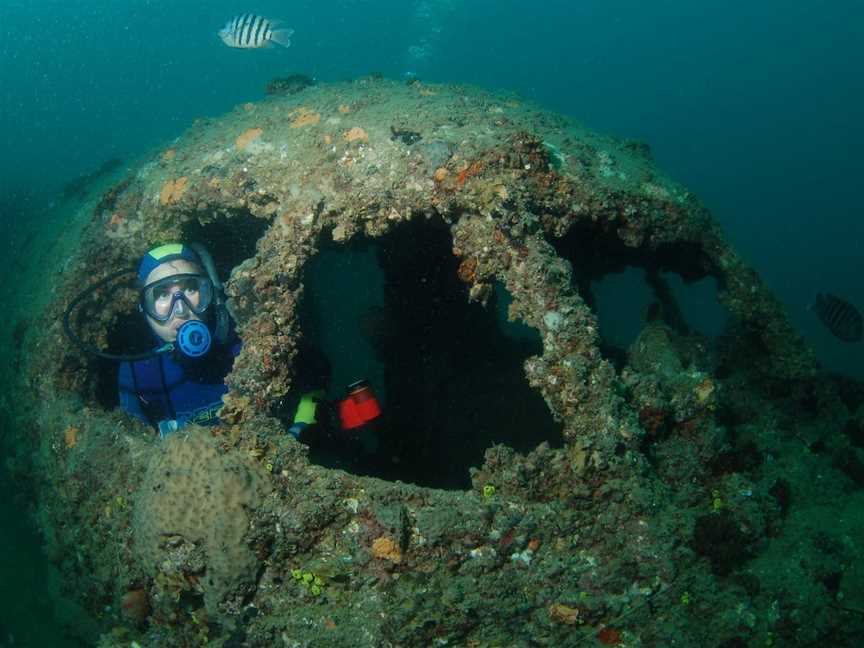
left=64, top=242, right=239, bottom=438
left=117, top=243, right=241, bottom=437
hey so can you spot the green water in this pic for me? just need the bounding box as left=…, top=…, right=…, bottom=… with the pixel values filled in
left=0, top=469, right=83, bottom=647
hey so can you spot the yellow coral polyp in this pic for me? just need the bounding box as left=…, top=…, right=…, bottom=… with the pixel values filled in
left=711, top=489, right=723, bottom=512
left=343, top=126, right=369, bottom=143
left=290, top=108, right=321, bottom=128
left=159, top=176, right=189, bottom=205
left=63, top=425, right=79, bottom=449
left=235, top=127, right=263, bottom=150
left=371, top=536, right=402, bottom=563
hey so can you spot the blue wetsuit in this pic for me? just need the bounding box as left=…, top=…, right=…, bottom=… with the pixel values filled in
left=118, top=333, right=241, bottom=437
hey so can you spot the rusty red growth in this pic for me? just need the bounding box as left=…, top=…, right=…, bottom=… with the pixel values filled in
left=457, top=258, right=478, bottom=284
left=639, top=407, right=667, bottom=436
left=498, top=528, right=516, bottom=550
left=120, top=588, right=150, bottom=624
left=456, top=161, right=485, bottom=188
left=597, top=627, right=622, bottom=645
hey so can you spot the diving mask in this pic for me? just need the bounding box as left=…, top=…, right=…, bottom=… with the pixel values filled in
left=140, top=273, right=214, bottom=322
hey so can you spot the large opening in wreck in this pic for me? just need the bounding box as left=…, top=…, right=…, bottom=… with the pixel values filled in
left=552, top=222, right=727, bottom=368
left=288, top=218, right=563, bottom=489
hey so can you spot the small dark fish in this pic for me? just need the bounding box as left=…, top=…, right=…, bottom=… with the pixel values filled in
left=811, top=293, right=863, bottom=342
left=218, top=14, right=293, bottom=49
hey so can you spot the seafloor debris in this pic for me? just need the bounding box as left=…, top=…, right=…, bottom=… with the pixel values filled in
left=390, top=125, right=422, bottom=145
left=265, top=73, right=316, bottom=96
left=10, top=79, right=864, bottom=648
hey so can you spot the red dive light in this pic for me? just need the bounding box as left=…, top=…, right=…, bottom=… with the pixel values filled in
left=338, top=379, right=381, bottom=430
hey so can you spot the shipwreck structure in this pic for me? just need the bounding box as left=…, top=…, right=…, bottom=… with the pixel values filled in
left=6, top=78, right=863, bottom=647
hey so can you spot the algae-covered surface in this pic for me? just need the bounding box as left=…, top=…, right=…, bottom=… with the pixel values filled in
left=2, top=78, right=863, bottom=647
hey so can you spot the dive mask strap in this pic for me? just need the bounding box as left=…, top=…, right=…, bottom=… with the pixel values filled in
left=189, top=242, right=230, bottom=345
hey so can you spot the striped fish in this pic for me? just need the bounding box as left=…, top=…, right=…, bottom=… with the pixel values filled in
left=811, top=293, right=863, bottom=342
left=218, top=14, right=293, bottom=49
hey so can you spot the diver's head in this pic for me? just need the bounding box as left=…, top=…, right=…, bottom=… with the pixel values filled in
left=138, top=244, right=214, bottom=344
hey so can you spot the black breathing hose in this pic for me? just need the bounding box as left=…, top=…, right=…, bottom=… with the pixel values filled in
left=188, top=242, right=229, bottom=344
left=61, top=268, right=164, bottom=361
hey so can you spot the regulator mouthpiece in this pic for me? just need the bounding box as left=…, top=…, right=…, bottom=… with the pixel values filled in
left=175, top=320, right=211, bottom=357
